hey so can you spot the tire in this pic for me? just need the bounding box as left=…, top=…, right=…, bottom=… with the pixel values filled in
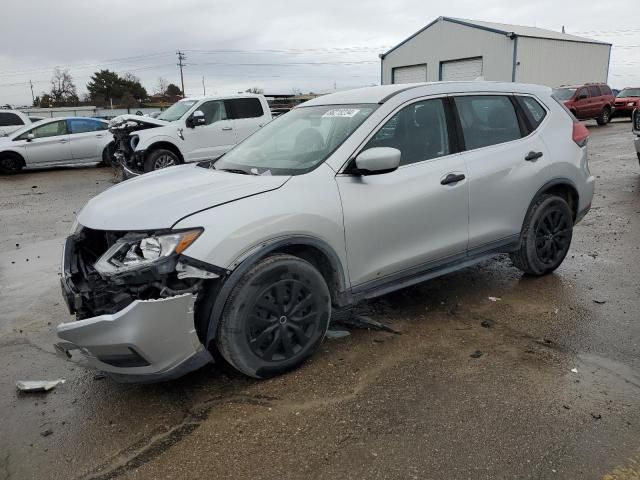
left=510, top=194, right=573, bottom=276
left=637, top=151, right=640, bottom=164
left=143, top=148, right=180, bottom=173
left=98, top=143, right=114, bottom=167
left=596, top=106, right=611, bottom=126
left=216, top=254, right=331, bottom=379
left=0, top=153, right=24, bottom=174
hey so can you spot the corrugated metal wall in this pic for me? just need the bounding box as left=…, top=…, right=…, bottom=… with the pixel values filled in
left=515, top=37, right=610, bottom=86
left=381, top=19, right=515, bottom=84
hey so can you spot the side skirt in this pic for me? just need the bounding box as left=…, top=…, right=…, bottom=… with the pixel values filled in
left=350, top=235, right=520, bottom=302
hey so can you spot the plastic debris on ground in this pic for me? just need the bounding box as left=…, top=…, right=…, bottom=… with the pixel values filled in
left=325, top=329, right=351, bottom=339
left=571, top=368, right=578, bottom=373
left=488, top=296, right=501, bottom=302
left=16, top=379, right=66, bottom=393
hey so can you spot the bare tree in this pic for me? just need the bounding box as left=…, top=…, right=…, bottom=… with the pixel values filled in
left=245, top=87, right=264, bottom=94
left=155, top=77, right=169, bottom=95
left=291, top=87, right=302, bottom=96
left=50, top=67, right=78, bottom=104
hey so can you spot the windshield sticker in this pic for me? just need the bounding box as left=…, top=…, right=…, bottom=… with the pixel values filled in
left=322, top=108, right=360, bottom=118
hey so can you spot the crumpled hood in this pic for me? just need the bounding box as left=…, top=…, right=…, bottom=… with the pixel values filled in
left=109, top=114, right=169, bottom=129
left=78, top=163, right=290, bottom=231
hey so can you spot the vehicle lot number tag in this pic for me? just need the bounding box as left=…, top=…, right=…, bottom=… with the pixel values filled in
left=323, top=108, right=360, bottom=118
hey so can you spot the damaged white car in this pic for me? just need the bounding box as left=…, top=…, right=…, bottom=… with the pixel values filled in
left=57, top=82, right=594, bottom=382
left=109, top=94, right=271, bottom=177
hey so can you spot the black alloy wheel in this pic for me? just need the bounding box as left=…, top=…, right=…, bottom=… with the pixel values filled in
left=534, top=207, right=571, bottom=266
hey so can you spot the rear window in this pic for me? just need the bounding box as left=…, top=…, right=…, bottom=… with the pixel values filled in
left=68, top=118, right=107, bottom=134
left=0, top=112, right=24, bottom=127
left=516, top=96, right=547, bottom=129
left=589, top=86, right=601, bottom=97
left=601, top=85, right=613, bottom=96
left=227, top=98, right=264, bottom=119
left=453, top=95, right=522, bottom=150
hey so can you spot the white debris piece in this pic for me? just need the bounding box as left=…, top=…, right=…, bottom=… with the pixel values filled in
left=16, top=379, right=66, bottom=392
left=570, top=368, right=578, bottom=373
left=488, top=296, right=501, bottom=302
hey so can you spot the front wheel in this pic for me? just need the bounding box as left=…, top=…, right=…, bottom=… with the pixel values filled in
left=144, top=149, right=180, bottom=173
left=510, top=194, right=573, bottom=276
left=0, top=153, right=24, bottom=174
left=216, top=254, right=331, bottom=378
left=596, top=107, right=611, bottom=125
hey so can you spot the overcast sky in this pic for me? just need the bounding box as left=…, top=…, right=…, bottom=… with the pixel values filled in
left=1, top=0, right=639, bottom=105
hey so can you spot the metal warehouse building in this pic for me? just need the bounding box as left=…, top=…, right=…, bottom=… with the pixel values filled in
left=380, top=17, right=611, bottom=87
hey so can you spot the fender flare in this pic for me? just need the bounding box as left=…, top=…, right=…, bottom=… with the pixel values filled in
left=203, top=235, right=350, bottom=345
left=519, top=177, right=579, bottom=236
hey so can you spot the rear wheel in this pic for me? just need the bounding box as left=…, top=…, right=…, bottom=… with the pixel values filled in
left=596, top=106, right=611, bottom=125
left=216, top=254, right=331, bottom=378
left=98, top=143, right=114, bottom=167
left=510, top=194, right=573, bottom=276
left=144, top=148, right=180, bottom=173
left=0, top=153, right=24, bottom=174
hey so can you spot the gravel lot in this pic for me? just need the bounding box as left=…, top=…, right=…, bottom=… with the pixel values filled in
left=1, top=120, right=639, bottom=480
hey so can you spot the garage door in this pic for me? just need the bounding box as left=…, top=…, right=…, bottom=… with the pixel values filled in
left=440, top=58, right=483, bottom=81
left=392, top=64, right=427, bottom=84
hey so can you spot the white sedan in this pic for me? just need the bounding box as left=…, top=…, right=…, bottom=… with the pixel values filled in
left=0, top=117, right=114, bottom=174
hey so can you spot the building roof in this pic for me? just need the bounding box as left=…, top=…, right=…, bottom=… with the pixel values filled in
left=382, top=16, right=611, bottom=57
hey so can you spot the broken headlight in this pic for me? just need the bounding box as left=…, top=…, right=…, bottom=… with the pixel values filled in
left=94, top=229, right=202, bottom=275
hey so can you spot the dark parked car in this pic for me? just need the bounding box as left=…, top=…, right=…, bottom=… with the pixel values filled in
left=613, top=88, right=640, bottom=118
left=553, top=83, right=615, bottom=125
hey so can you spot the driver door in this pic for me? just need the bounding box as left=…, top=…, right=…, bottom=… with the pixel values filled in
left=335, top=98, right=469, bottom=288
left=22, top=120, right=71, bottom=164
left=181, top=100, right=237, bottom=162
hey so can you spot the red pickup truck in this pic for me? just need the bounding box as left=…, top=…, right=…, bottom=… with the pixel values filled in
left=553, top=83, right=615, bottom=126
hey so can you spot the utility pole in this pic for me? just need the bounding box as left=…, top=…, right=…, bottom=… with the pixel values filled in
left=202, top=76, right=206, bottom=95
left=29, top=80, right=35, bottom=105
left=176, top=51, right=186, bottom=97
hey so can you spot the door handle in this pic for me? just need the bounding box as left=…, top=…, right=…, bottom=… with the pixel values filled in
left=525, top=151, right=543, bottom=162
left=440, top=173, right=466, bottom=185
left=221, top=127, right=233, bottom=131
left=59, top=139, right=68, bottom=143
left=96, top=134, right=103, bottom=138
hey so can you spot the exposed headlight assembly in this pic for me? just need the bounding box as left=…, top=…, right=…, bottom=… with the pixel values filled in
left=94, top=229, right=202, bottom=275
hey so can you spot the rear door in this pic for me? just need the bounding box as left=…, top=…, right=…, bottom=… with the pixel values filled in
left=588, top=85, right=603, bottom=116
left=181, top=100, right=237, bottom=162
left=67, top=118, right=109, bottom=162
left=453, top=94, right=550, bottom=251
left=21, top=120, right=71, bottom=164
left=226, top=98, right=267, bottom=143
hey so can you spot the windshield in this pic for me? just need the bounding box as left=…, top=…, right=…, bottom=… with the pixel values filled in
left=157, top=100, right=198, bottom=122
left=212, top=104, right=377, bottom=175
left=552, top=88, right=577, bottom=101
left=617, top=88, right=640, bottom=98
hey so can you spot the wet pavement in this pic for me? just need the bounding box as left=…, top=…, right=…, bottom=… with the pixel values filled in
left=1, top=121, right=639, bottom=480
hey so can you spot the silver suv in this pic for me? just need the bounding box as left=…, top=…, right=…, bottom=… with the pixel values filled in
left=57, top=82, right=595, bottom=382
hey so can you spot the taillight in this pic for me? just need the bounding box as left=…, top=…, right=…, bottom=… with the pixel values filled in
left=572, top=120, right=590, bottom=147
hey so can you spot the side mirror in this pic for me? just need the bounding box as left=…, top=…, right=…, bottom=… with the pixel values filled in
left=187, top=110, right=206, bottom=128
left=26, top=133, right=35, bottom=142
left=350, top=147, right=401, bottom=175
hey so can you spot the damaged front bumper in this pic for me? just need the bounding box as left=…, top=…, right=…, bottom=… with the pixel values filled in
left=57, top=228, right=219, bottom=383
left=56, top=293, right=212, bottom=383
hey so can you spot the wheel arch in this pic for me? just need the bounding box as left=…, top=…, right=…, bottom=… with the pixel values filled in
left=200, top=236, right=350, bottom=345
left=0, top=150, right=26, bottom=166
left=145, top=141, right=184, bottom=163
left=522, top=178, right=579, bottom=233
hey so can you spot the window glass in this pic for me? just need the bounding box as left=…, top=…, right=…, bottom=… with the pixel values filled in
left=229, top=98, right=264, bottom=119
left=198, top=100, right=227, bottom=125
left=577, top=87, right=590, bottom=99
left=601, top=85, right=613, bottom=96
left=589, top=85, right=601, bottom=97
left=68, top=118, right=106, bottom=134
left=26, top=120, right=67, bottom=139
left=213, top=104, right=376, bottom=175
left=454, top=95, right=522, bottom=150
left=363, top=99, right=450, bottom=166
left=0, top=112, right=24, bottom=127
left=517, top=96, right=547, bottom=128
